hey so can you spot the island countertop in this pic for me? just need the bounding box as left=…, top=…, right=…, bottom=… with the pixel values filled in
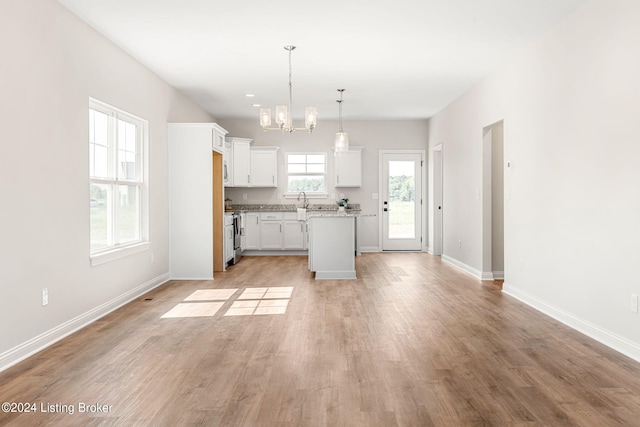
left=306, top=212, right=375, bottom=218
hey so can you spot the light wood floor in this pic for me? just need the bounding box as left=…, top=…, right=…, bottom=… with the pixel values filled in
left=2, top=253, right=640, bottom=426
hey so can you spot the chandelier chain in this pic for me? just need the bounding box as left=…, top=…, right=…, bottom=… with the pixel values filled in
left=288, top=47, right=293, bottom=124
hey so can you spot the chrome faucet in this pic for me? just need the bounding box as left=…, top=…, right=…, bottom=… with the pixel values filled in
left=297, top=191, right=309, bottom=209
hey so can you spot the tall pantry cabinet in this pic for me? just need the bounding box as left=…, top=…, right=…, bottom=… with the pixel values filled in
left=168, top=123, right=228, bottom=279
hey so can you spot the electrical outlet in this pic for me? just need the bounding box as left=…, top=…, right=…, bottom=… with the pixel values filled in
left=632, top=295, right=638, bottom=313
left=458, top=240, right=462, bottom=248
left=42, top=288, right=48, bottom=306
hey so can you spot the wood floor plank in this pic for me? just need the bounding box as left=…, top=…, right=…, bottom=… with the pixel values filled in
left=2, top=253, right=640, bottom=426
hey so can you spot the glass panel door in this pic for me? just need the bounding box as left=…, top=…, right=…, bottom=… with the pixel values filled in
left=388, top=160, right=416, bottom=239
left=382, top=153, right=422, bottom=251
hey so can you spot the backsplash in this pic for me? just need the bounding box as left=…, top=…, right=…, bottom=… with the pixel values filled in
left=228, top=203, right=361, bottom=212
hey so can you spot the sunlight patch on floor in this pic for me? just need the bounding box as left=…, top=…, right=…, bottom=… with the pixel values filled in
left=161, top=302, right=224, bottom=318
left=226, top=286, right=293, bottom=316
left=225, top=299, right=289, bottom=316
left=161, top=287, right=293, bottom=318
left=184, top=289, right=239, bottom=301
left=161, top=288, right=238, bottom=318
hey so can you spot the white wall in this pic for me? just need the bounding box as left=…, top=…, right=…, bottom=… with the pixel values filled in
left=428, top=0, right=640, bottom=360
left=0, top=0, right=214, bottom=370
left=219, top=118, right=429, bottom=250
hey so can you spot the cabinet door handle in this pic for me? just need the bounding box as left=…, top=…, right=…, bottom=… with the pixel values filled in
left=247, top=175, right=250, bottom=184
left=280, top=224, right=282, bottom=233
left=272, top=175, right=275, bottom=184
left=337, top=175, right=340, bottom=184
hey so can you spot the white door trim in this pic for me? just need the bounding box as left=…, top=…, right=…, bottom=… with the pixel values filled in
left=378, top=150, right=426, bottom=251
left=431, top=144, right=443, bottom=256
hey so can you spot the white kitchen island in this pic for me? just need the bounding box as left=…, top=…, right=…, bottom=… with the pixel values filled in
left=307, top=214, right=356, bottom=280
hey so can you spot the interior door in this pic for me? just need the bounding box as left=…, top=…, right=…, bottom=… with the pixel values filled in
left=381, top=152, right=423, bottom=251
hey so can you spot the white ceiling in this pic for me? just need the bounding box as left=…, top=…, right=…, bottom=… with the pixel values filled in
left=57, top=0, right=585, bottom=121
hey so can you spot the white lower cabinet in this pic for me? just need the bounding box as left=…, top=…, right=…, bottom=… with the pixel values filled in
left=244, top=213, right=260, bottom=250
left=283, top=213, right=306, bottom=249
left=242, top=212, right=307, bottom=251
left=260, top=212, right=284, bottom=249
left=260, top=221, right=283, bottom=249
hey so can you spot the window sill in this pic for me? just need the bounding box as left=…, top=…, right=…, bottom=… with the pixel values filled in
left=90, top=242, right=150, bottom=266
left=283, top=193, right=328, bottom=199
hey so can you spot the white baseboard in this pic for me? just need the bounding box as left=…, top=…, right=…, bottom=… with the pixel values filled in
left=0, top=273, right=170, bottom=373
left=503, top=283, right=640, bottom=364
left=479, top=271, right=504, bottom=280
left=359, top=246, right=380, bottom=253
left=241, top=250, right=308, bottom=256
left=441, top=255, right=482, bottom=279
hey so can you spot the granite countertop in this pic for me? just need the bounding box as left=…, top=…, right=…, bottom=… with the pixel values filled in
left=306, top=212, right=376, bottom=218
left=228, top=203, right=362, bottom=213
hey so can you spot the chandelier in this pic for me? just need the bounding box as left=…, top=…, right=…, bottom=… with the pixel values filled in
left=259, top=46, right=317, bottom=133
left=334, top=89, right=349, bottom=153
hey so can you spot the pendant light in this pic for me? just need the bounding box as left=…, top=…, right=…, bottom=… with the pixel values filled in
left=259, top=46, right=317, bottom=133
left=334, top=89, right=349, bottom=154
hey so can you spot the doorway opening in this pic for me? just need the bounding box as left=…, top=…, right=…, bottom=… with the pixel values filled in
left=482, top=121, right=504, bottom=280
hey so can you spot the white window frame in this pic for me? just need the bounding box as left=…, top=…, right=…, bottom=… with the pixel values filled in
left=284, top=152, right=328, bottom=198
left=89, top=98, right=149, bottom=265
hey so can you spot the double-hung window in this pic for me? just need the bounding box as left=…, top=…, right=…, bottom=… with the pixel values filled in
left=89, top=99, right=148, bottom=262
left=286, top=153, right=327, bottom=195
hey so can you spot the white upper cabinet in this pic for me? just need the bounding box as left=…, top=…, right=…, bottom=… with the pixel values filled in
left=226, top=138, right=279, bottom=188
left=335, top=146, right=363, bottom=187
left=212, top=124, right=227, bottom=153
left=223, top=140, right=232, bottom=186
left=228, top=137, right=252, bottom=187
left=250, top=147, right=279, bottom=187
